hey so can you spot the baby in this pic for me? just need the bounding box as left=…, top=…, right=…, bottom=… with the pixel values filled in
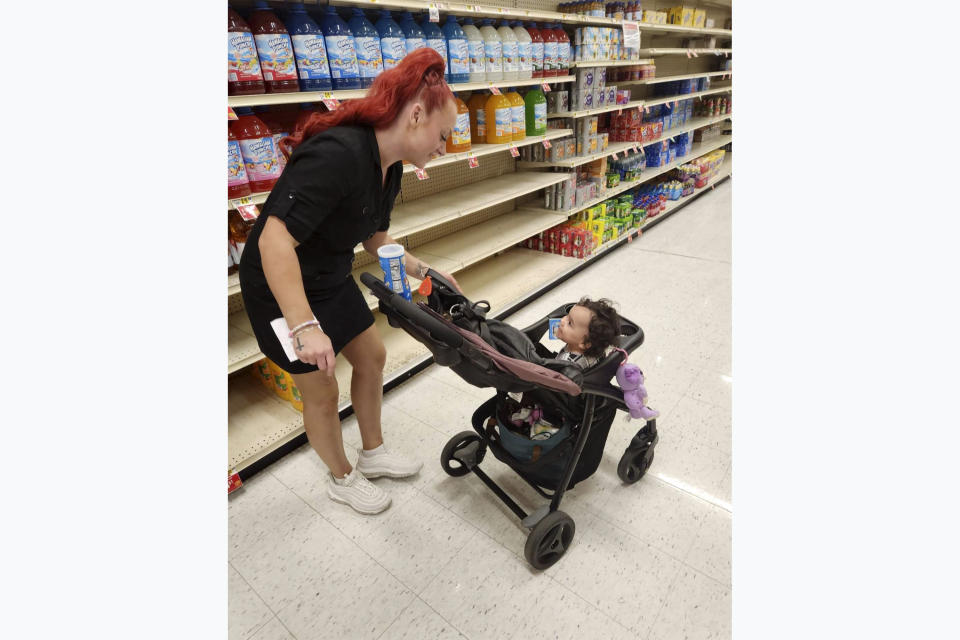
left=552, top=297, right=621, bottom=369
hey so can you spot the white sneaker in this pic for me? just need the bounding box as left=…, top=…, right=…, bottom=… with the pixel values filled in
left=326, top=467, right=391, bottom=514
left=355, top=446, right=423, bottom=479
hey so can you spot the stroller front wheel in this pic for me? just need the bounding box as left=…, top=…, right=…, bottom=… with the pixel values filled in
left=525, top=510, right=576, bottom=570
left=618, top=447, right=654, bottom=484
left=441, top=431, right=486, bottom=477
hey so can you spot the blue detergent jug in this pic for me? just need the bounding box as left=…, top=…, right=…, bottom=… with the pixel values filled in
left=284, top=2, right=332, bottom=92
left=376, top=10, right=406, bottom=71
left=419, top=14, right=448, bottom=81
left=348, top=8, right=383, bottom=88
left=321, top=6, right=360, bottom=90
left=398, top=11, right=426, bottom=55
left=442, top=15, right=469, bottom=84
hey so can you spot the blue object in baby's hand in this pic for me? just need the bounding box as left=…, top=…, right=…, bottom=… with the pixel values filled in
left=548, top=318, right=561, bottom=340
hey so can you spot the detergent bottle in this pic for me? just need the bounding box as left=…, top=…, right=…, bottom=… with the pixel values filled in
left=442, top=16, right=470, bottom=84
left=497, top=20, right=519, bottom=81
left=398, top=12, right=426, bottom=55
left=348, top=8, right=384, bottom=88
left=524, top=87, right=547, bottom=136
left=228, top=8, right=265, bottom=95
left=231, top=107, right=281, bottom=193
left=228, top=126, right=252, bottom=199
left=541, top=23, right=558, bottom=78
left=479, top=19, right=503, bottom=82
left=249, top=1, right=299, bottom=93
left=420, top=14, right=449, bottom=82
left=512, top=22, right=533, bottom=80
left=485, top=91, right=513, bottom=143
left=467, top=92, right=488, bottom=144
left=284, top=3, right=332, bottom=92
left=525, top=22, right=544, bottom=79
left=460, top=18, right=486, bottom=83
left=506, top=88, right=525, bottom=141
left=321, top=7, right=360, bottom=90
left=375, top=10, right=406, bottom=71
left=447, top=96, right=471, bottom=153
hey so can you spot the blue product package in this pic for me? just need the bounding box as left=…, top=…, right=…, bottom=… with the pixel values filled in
left=399, top=11, right=426, bottom=54
left=377, top=244, right=412, bottom=300
left=420, top=15, right=449, bottom=81
left=321, top=6, right=361, bottom=90
left=548, top=318, right=562, bottom=340
left=285, top=2, right=333, bottom=91
left=442, top=15, right=470, bottom=83
left=376, top=10, right=407, bottom=70
left=348, top=8, right=384, bottom=88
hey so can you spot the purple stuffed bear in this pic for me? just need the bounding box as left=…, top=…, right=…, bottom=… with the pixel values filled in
left=616, top=363, right=660, bottom=421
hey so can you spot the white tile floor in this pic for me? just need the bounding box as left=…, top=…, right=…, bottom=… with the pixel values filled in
left=229, top=178, right=732, bottom=640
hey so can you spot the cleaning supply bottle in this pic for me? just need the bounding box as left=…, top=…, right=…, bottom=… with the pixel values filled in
left=447, top=96, right=471, bottom=153
left=228, top=127, right=252, bottom=199
left=231, top=107, right=282, bottom=193
left=284, top=2, right=332, bottom=92
left=249, top=1, right=299, bottom=93
left=348, top=8, right=383, bottom=88
left=485, top=91, right=513, bottom=143
left=512, top=21, right=533, bottom=80
left=228, top=8, right=265, bottom=95
left=398, top=12, right=426, bottom=55
left=553, top=24, right=571, bottom=76
left=497, top=20, right=519, bottom=81
left=420, top=14, right=449, bottom=81
left=460, top=18, right=486, bottom=83
left=321, top=6, right=360, bottom=90
left=524, top=86, right=548, bottom=136
left=526, top=22, right=544, bottom=79
left=506, top=88, right=525, bottom=141
left=467, top=92, right=488, bottom=144
left=375, top=10, right=406, bottom=71
left=442, top=15, right=470, bottom=84
left=479, top=19, right=503, bottom=82
left=541, top=23, right=558, bottom=78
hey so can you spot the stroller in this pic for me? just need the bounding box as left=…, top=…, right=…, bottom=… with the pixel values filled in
left=360, top=271, right=659, bottom=569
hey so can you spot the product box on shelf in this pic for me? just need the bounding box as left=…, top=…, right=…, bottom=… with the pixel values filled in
left=669, top=6, right=695, bottom=27
left=693, top=9, right=707, bottom=29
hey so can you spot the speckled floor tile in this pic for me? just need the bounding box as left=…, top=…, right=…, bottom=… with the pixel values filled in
left=687, top=368, right=732, bottom=412
left=247, top=617, right=294, bottom=640
left=648, top=428, right=730, bottom=508
left=384, top=374, right=483, bottom=437
left=228, top=564, right=274, bottom=640
left=647, top=566, right=731, bottom=640
left=507, top=577, right=637, bottom=640
left=683, top=505, right=732, bottom=586
left=229, top=471, right=317, bottom=562
left=666, top=394, right=731, bottom=455
left=378, top=597, right=468, bottom=640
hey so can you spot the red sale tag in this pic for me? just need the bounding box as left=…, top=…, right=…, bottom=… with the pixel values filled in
left=509, top=145, right=520, bottom=158
left=489, top=85, right=502, bottom=95
left=228, top=107, right=238, bottom=120
left=228, top=472, right=243, bottom=494
left=322, top=98, right=340, bottom=110
left=542, top=82, right=551, bottom=92
left=468, top=155, right=479, bottom=168
left=542, top=139, right=552, bottom=149
left=415, top=167, right=429, bottom=180
left=236, top=204, right=259, bottom=221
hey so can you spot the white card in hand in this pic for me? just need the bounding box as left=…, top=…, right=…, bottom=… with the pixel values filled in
left=271, top=316, right=319, bottom=363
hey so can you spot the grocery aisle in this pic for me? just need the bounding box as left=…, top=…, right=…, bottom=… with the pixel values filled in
left=228, top=178, right=732, bottom=640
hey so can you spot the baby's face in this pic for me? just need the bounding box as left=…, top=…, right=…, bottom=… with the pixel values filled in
left=556, top=304, right=594, bottom=352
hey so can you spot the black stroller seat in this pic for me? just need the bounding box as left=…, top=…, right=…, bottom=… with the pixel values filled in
left=360, top=271, right=660, bottom=569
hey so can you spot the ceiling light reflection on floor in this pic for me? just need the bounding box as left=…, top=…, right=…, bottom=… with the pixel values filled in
left=653, top=473, right=732, bottom=513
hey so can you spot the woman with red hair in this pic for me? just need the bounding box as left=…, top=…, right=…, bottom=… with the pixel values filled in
left=238, top=49, right=460, bottom=514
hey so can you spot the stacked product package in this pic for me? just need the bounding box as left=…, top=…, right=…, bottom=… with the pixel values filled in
left=573, top=26, right=641, bottom=62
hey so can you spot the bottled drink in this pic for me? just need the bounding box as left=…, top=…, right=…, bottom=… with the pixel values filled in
left=485, top=92, right=513, bottom=143
left=443, top=16, right=470, bottom=84
left=497, top=20, right=519, bottom=81
left=479, top=19, right=503, bottom=82
left=420, top=14, right=449, bottom=82
left=467, top=92, right=488, bottom=144
left=398, top=12, right=426, bottom=55
left=228, top=127, right=251, bottom=199
left=375, top=10, right=406, bottom=71
left=321, top=6, right=361, bottom=90
left=249, top=1, right=299, bottom=93
left=348, top=8, right=384, bottom=88
left=512, top=21, right=533, bottom=80
left=506, top=88, right=525, bottom=141
left=228, top=8, right=265, bottom=95
left=526, top=22, right=544, bottom=79
left=460, top=18, right=486, bottom=82
left=524, top=87, right=547, bottom=137
left=231, top=107, right=282, bottom=192
left=447, top=96, right=472, bottom=153
left=284, top=3, right=332, bottom=92
left=541, top=23, right=558, bottom=78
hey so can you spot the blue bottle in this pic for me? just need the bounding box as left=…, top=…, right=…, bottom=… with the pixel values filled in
left=348, top=8, right=383, bottom=88
left=284, top=2, right=332, bottom=92
left=321, top=6, right=360, bottom=90
left=398, top=11, right=426, bottom=55
left=419, top=14, right=448, bottom=81
left=376, top=10, right=406, bottom=71
left=442, top=15, right=469, bottom=84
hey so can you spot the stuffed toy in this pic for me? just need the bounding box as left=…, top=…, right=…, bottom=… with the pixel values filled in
left=616, top=363, right=660, bottom=421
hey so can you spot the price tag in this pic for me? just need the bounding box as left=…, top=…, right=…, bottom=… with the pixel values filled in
left=509, top=145, right=520, bottom=158
left=414, top=167, right=430, bottom=180
left=468, top=154, right=479, bottom=168
left=489, top=85, right=502, bottom=95
left=321, top=91, right=334, bottom=99
left=236, top=203, right=260, bottom=221
left=228, top=472, right=243, bottom=494
left=686, top=49, right=692, bottom=59
left=725, top=52, right=730, bottom=58
left=643, top=105, right=650, bottom=113
left=692, top=50, right=699, bottom=57
left=542, top=139, right=552, bottom=149
left=626, top=232, right=633, bottom=243
left=632, top=145, right=639, bottom=153
left=322, top=98, right=340, bottom=110
left=228, top=107, right=238, bottom=120
left=622, top=22, right=641, bottom=49
left=618, top=108, right=623, bottom=115
left=542, top=82, right=551, bottom=92
left=429, top=5, right=439, bottom=22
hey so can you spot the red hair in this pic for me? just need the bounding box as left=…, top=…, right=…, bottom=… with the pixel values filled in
left=280, top=48, right=454, bottom=159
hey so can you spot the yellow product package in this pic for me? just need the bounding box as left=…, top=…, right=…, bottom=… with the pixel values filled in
left=694, top=9, right=706, bottom=28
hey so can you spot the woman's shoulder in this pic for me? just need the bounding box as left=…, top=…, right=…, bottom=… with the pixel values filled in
left=296, top=125, right=371, bottom=160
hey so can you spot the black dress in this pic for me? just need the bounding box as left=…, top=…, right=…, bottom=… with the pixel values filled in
left=238, top=125, right=403, bottom=374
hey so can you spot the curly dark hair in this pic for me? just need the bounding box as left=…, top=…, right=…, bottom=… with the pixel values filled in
left=578, top=297, right=621, bottom=359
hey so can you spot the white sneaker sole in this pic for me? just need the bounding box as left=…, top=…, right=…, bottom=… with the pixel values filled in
left=326, top=487, right=392, bottom=514
left=355, top=465, right=423, bottom=479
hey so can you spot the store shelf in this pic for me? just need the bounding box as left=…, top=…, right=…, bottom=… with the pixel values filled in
left=635, top=22, right=732, bottom=37
left=616, top=70, right=731, bottom=87
left=401, top=129, right=573, bottom=174
left=637, top=48, right=731, bottom=57
left=228, top=272, right=240, bottom=296
left=642, top=85, right=732, bottom=108
left=228, top=76, right=575, bottom=109
left=548, top=99, right=645, bottom=120
left=569, top=59, right=655, bottom=68
left=228, top=311, right=264, bottom=374
left=229, top=191, right=271, bottom=211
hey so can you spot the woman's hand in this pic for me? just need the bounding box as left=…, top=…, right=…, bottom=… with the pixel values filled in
left=431, top=269, right=463, bottom=294
left=293, top=328, right=336, bottom=376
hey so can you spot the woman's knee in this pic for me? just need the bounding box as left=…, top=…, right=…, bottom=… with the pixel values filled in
left=343, top=328, right=387, bottom=374
left=292, top=372, right=340, bottom=409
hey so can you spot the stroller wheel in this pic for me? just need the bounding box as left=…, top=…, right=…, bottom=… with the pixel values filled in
left=525, top=511, right=576, bottom=570
left=440, top=431, right=485, bottom=477
left=618, top=447, right=654, bottom=484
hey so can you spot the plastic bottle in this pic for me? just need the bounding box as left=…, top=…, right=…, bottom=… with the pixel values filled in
left=228, top=209, right=253, bottom=266
left=552, top=24, right=571, bottom=76
left=460, top=18, right=486, bottom=83
left=398, top=12, right=426, bottom=55
left=526, top=22, right=544, bottom=79
left=467, top=93, right=488, bottom=144
left=497, top=20, right=519, bottom=81
left=284, top=3, right=332, bottom=92
left=420, top=14, right=449, bottom=82
left=231, top=107, right=282, bottom=192
left=485, top=91, right=513, bottom=143
left=541, top=23, right=558, bottom=78
left=249, top=1, right=299, bottom=93
left=228, top=8, right=265, bottom=95
left=447, top=96, right=472, bottom=153
left=321, top=6, right=360, bottom=90
left=524, top=87, right=548, bottom=137
left=228, top=127, right=252, bottom=199
left=376, top=10, right=406, bottom=71
left=479, top=19, right=503, bottom=82
left=348, top=8, right=384, bottom=88
left=512, top=22, right=533, bottom=80
left=255, top=106, right=291, bottom=172
left=294, top=102, right=320, bottom=133
left=442, top=16, right=470, bottom=84
left=506, top=88, right=525, bottom=141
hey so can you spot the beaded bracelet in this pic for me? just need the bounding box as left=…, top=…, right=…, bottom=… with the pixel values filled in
left=288, top=320, right=320, bottom=338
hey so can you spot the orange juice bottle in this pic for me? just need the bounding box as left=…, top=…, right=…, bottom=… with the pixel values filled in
left=266, top=359, right=294, bottom=402
left=467, top=92, right=488, bottom=144
left=505, top=88, right=525, bottom=141
left=447, top=96, right=472, bottom=153
left=485, top=92, right=514, bottom=143
left=290, top=383, right=304, bottom=412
